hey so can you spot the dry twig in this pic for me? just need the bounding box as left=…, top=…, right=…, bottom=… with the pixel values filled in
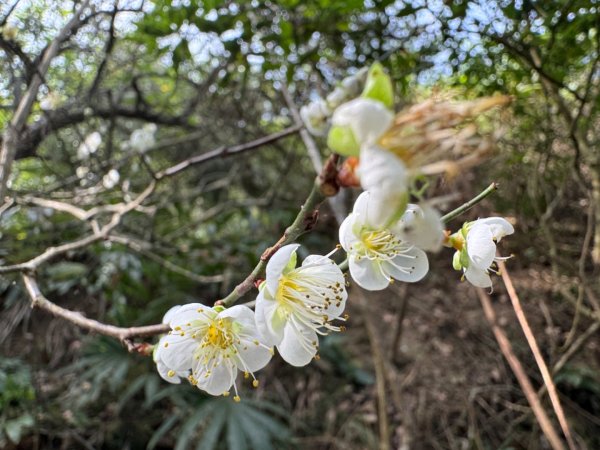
left=477, top=288, right=566, bottom=450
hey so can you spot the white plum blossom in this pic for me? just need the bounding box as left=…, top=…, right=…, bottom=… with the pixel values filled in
left=451, top=217, right=514, bottom=288
left=300, top=68, right=368, bottom=136
left=331, top=98, right=410, bottom=227
left=157, top=303, right=273, bottom=399
left=300, top=99, right=331, bottom=136
left=391, top=203, right=445, bottom=252
left=340, top=192, right=429, bottom=291
left=102, top=169, right=120, bottom=189
left=331, top=97, right=394, bottom=146
left=77, top=132, right=102, bottom=160
left=255, top=244, right=347, bottom=367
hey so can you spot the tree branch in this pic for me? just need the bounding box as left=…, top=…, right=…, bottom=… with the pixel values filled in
left=0, top=181, right=155, bottom=274
left=216, top=155, right=340, bottom=307
left=0, top=0, right=91, bottom=199
left=22, top=273, right=169, bottom=345
left=156, top=124, right=302, bottom=179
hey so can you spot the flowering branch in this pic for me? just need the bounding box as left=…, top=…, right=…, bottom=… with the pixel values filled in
left=216, top=155, right=340, bottom=307
left=441, top=182, right=498, bottom=224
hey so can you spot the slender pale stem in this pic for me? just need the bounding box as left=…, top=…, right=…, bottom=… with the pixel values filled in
left=218, top=180, right=325, bottom=307
left=441, top=182, right=498, bottom=224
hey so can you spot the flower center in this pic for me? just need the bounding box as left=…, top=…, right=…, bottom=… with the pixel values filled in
left=204, top=319, right=233, bottom=349
left=355, top=228, right=406, bottom=260
left=276, top=275, right=306, bottom=307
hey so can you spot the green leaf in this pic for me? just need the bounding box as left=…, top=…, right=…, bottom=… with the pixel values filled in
left=147, top=415, right=179, bottom=450
left=327, top=125, right=360, bottom=156
left=195, top=403, right=227, bottom=450
left=226, top=411, right=248, bottom=450
left=361, top=62, right=394, bottom=109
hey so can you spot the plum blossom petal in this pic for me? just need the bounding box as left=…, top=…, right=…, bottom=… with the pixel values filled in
left=451, top=217, right=514, bottom=288
left=156, top=303, right=272, bottom=398
left=277, top=322, right=319, bottom=367
left=340, top=192, right=430, bottom=291
left=332, top=98, right=394, bottom=145
left=393, top=204, right=445, bottom=252
left=255, top=246, right=347, bottom=366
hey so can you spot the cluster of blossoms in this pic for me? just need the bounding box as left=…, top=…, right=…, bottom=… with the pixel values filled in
left=154, top=63, right=514, bottom=398
left=155, top=245, right=347, bottom=399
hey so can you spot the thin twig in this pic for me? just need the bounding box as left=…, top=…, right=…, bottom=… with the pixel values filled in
left=0, top=0, right=91, bottom=199
left=217, top=176, right=325, bottom=307
left=441, top=182, right=498, bottom=224
left=216, top=151, right=341, bottom=307
left=476, top=288, right=566, bottom=450
left=0, top=182, right=155, bottom=273
left=156, top=124, right=302, bottom=179
left=498, top=260, right=577, bottom=450
left=281, top=83, right=347, bottom=224
left=22, top=274, right=169, bottom=342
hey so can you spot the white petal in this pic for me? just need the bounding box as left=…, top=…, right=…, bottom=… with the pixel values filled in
left=277, top=322, right=318, bottom=367
left=349, top=257, right=390, bottom=291
left=194, top=356, right=237, bottom=396
left=382, top=247, right=429, bottom=283
left=466, top=223, right=496, bottom=270
left=339, top=213, right=360, bottom=251
left=359, top=145, right=408, bottom=194
left=332, top=98, right=393, bottom=145
left=169, top=303, right=215, bottom=328
left=266, top=243, right=300, bottom=295
left=235, top=337, right=273, bottom=372
left=393, top=204, right=444, bottom=252
left=156, top=359, right=182, bottom=384
left=255, top=289, right=284, bottom=345
left=157, top=334, right=197, bottom=373
left=298, top=256, right=347, bottom=316
left=476, top=217, right=514, bottom=241
left=362, top=189, right=406, bottom=229
left=464, top=265, right=492, bottom=288
left=218, top=304, right=254, bottom=328
left=161, top=305, right=182, bottom=324
left=358, top=146, right=408, bottom=227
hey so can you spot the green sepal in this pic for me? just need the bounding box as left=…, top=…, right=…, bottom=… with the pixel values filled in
left=459, top=249, right=470, bottom=268
left=452, top=251, right=462, bottom=271
left=361, top=62, right=394, bottom=109
left=214, top=305, right=226, bottom=313
left=283, top=251, right=297, bottom=275
left=327, top=125, right=360, bottom=156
